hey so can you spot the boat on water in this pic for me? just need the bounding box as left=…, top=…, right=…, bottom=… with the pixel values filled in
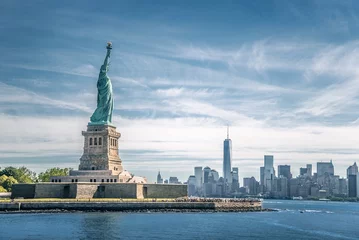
left=292, top=196, right=303, bottom=200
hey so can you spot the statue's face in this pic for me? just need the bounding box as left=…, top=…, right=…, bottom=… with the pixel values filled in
left=100, top=65, right=107, bottom=73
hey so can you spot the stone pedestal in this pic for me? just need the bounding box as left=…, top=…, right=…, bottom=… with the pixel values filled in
left=79, top=124, right=123, bottom=175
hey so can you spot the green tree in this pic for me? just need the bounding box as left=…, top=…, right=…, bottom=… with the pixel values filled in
left=0, top=166, right=36, bottom=183
left=0, top=186, right=7, bottom=193
left=0, top=175, right=8, bottom=185
left=38, top=167, right=71, bottom=182
left=2, top=176, right=18, bottom=192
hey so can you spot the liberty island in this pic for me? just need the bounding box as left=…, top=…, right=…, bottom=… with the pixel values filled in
left=3, top=43, right=262, bottom=212
left=8, top=43, right=187, bottom=200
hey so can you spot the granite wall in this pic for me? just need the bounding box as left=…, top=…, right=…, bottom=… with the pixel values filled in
left=12, top=183, right=186, bottom=199
left=34, top=184, right=77, bottom=198
left=11, top=184, right=36, bottom=199
left=144, top=184, right=187, bottom=198
left=75, top=183, right=143, bottom=198
left=12, top=183, right=145, bottom=199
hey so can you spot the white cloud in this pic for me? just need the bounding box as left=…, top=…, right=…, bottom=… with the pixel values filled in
left=1, top=113, right=358, bottom=181
left=0, top=82, right=92, bottom=113
left=309, top=41, right=359, bottom=77
left=296, top=78, right=359, bottom=116
left=155, top=87, right=223, bottom=98
left=71, top=64, right=98, bottom=77
left=297, top=41, right=359, bottom=117
left=168, top=40, right=319, bottom=72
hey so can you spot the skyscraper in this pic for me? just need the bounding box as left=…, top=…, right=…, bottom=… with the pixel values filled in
left=194, top=167, right=203, bottom=190
left=278, top=165, right=291, bottom=179
left=300, top=167, right=308, bottom=176
left=223, top=126, right=232, bottom=184
left=348, top=174, right=357, bottom=197
left=243, top=177, right=251, bottom=188
left=339, top=178, right=347, bottom=196
left=210, top=170, right=219, bottom=182
left=247, top=177, right=259, bottom=195
left=317, top=161, right=334, bottom=177
left=347, top=162, right=358, bottom=178
left=277, top=176, right=288, bottom=198
left=203, top=167, right=211, bottom=184
left=232, top=167, right=239, bottom=183
left=156, top=171, right=163, bottom=184
left=264, top=155, right=274, bottom=192
left=169, top=176, right=179, bottom=184
left=187, top=175, right=196, bottom=196
left=260, top=167, right=264, bottom=185
left=306, top=164, right=312, bottom=177
left=231, top=167, right=239, bottom=192
left=347, top=163, right=358, bottom=197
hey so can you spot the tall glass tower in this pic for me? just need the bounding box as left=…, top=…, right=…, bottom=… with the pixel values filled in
left=264, top=155, right=274, bottom=192
left=223, top=126, right=232, bottom=184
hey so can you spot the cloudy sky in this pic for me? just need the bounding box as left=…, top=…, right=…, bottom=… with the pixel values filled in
left=1, top=0, right=359, bottom=183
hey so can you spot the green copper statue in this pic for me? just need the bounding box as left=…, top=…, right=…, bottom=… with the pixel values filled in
left=90, top=42, right=114, bottom=125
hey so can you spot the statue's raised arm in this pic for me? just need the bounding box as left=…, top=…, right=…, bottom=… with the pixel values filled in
left=103, top=42, right=112, bottom=69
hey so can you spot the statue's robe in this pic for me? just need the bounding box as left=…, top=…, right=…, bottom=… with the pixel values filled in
left=90, top=50, right=114, bottom=124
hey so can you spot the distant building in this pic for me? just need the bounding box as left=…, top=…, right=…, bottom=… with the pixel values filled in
left=347, top=163, right=358, bottom=198
left=260, top=167, right=265, bottom=185
left=231, top=167, right=239, bottom=192
left=348, top=174, right=357, bottom=197
left=289, top=178, right=299, bottom=197
left=210, top=170, right=219, bottom=182
left=194, top=167, right=203, bottom=190
left=316, top=161, right=335, bottom=195
left=169, top=177, right=179, bottom=184
left=278, top=165, right=291, bottom=179
left=243, top=177, right=251, bottom=188
left=156, top=171, right=163, bottom=184
left=339, top=178, right=347, bottom=196
left=310, top=186, right=319, bottom=197
left=187, top=175, right=196, bottom=196
left=223, top=127, right=232, bottom=184
left=306, top=164, right=312, bottom=177
left=276, top=176, right=288, bottom=198
left=347, top=163, right=358, bottom=178
left=317, top=161, right=334, bottom=177
left=203, top=167, right=211, bottom=184
left=300, top=167, right=307, bottom=176
left=247, top=177, right=259, bottom=195
left=264, top=155, right=274, bottom=192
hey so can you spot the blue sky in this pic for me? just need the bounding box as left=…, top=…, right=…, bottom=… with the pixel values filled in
left=1, top=0, right=359, bottom=183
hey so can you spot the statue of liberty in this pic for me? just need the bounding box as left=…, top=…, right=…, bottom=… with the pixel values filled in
left=90, top=42, right=114, bottom=125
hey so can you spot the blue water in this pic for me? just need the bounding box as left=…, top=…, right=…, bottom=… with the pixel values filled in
left=0, top=200, right=358, bottom=240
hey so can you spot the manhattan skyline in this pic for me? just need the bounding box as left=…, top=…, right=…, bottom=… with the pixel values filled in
left=2, top=1, right=359, bottom=182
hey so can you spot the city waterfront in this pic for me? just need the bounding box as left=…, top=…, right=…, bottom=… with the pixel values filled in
left=1, top=200, right=358, bottom=240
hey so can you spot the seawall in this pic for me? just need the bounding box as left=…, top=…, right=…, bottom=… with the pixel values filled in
left=0, top=201, right=262, bottom=212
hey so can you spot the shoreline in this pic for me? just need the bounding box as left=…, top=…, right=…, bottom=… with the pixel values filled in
left=0, top=208, right=275, bottom=214
left=0, top=201, right=264, bottom=213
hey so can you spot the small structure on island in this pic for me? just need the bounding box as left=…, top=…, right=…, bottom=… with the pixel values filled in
left=11, top=43, right=186, bottom=199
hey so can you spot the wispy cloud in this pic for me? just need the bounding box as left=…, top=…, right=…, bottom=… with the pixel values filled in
left=166, top=40, right=320, bottom=73
left=297, top=41, right=359, bottom=117
left=0, top=82, right=92, bottom=113
left=155, top=87, right=224, bottom=98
